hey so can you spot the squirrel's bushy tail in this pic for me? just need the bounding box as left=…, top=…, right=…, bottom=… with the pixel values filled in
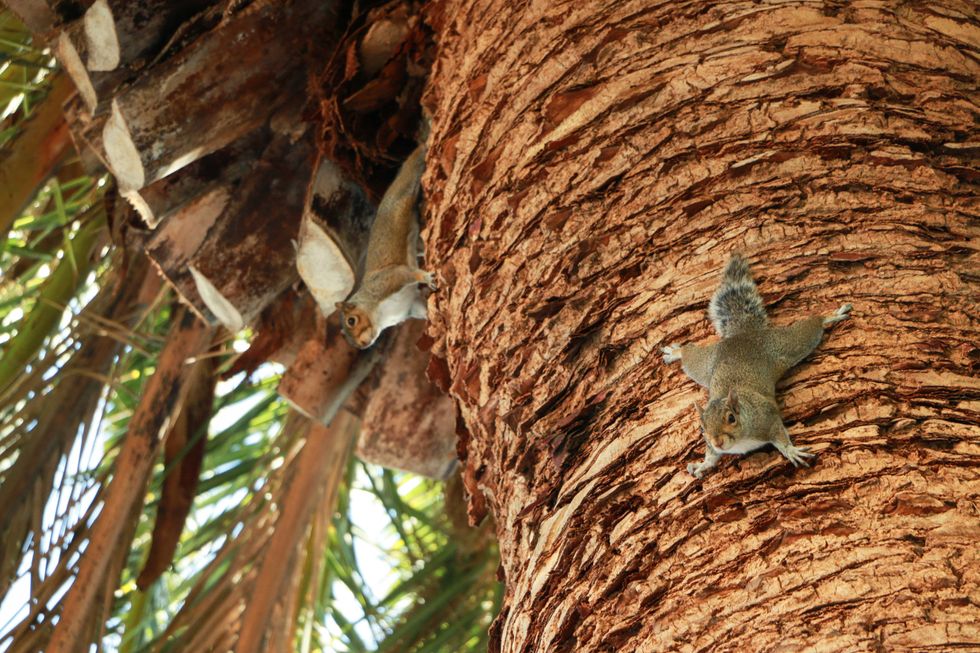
left=708, top=253, right=768, bottom=337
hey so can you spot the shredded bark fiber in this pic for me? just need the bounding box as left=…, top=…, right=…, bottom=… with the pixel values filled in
left=316, top=0, right=433, bottom=200
left=422, top=1, right=980, bottom=651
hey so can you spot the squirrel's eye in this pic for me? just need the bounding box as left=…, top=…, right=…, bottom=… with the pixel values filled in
left=346, top=316, right=357, bottom=327
left=726, top=413, right=736, bottom=425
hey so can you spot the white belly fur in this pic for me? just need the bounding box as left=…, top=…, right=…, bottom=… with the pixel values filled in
left=374, top=284, right=421, bottom=332
left=717, top=439, right=769, bottom=455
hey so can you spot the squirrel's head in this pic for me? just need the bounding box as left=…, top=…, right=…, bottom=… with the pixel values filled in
left=699, top=389, right=742, bottom=451
left=336, top=302, right=377, bottom=349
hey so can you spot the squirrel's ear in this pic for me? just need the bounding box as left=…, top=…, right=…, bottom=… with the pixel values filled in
left=726, top=388, right=739, bottom=412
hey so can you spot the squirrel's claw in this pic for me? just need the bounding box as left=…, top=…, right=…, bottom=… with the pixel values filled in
left=823, top=302, right=852, bottom=327
left=418, top=270, right=437, bottom=290
left=662, top=344, right=681, bottom=364
left=777, top=443, right=815, bottom=468
left=687, top=452, right=720, bottom=478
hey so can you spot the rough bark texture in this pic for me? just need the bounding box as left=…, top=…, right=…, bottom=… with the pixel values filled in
left=145, top=132, right=312, bottom=329
left=101, top=0, right=328, bottom=190
left=357, top=319, right=457, bottom=479
left=422, top=1, right=980, bottom=651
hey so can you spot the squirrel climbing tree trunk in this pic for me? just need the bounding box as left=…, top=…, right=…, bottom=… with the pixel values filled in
left=422, top=1, right=979, bottom=651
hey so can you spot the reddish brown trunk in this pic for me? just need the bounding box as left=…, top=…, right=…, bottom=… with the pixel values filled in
left=422, top=1, right=980, bottom=651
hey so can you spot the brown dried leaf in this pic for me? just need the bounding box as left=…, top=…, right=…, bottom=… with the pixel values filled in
left=315, top=0, right=433, bottom=200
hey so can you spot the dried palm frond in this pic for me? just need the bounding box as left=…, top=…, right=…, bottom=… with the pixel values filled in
left=0, top=8, right=499, bottom=653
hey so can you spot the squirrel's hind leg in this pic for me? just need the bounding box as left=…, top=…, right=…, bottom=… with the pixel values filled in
left=663, top=342, right=716, bottom=388
left=767, top=304, right=851, bottom=379
left=767, top=316, right=825, bottom=378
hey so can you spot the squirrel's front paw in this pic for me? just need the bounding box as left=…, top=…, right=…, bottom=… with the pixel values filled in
left=823, top=303, right=852, bottom=326
left=778, top=443, right=815, bottom=468
left=662, top=344, right=681, bottom=364
left=687, top=461, right=708, bottom=478
left=418, top=270, right=437, bottom=290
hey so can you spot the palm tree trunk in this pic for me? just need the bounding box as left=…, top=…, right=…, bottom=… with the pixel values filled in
left=422, top=1, right=980, bottom=650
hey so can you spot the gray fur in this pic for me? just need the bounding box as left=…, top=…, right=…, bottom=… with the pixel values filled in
left=663, top=254, right=852, bottom=478
left=708, top=253, right=768, bottom=337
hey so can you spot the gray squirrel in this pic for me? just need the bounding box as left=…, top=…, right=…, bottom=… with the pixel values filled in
left=336, top=145, right=434, bottom=348
left=662, top=254, right=851, bottom=478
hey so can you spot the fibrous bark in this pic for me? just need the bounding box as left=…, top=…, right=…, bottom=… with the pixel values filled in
left=55, top=0, right=218, bottom=112
left=357, top=319, right=457, bottom=479
left=101, top=0, right=329, bottom=190
left=423, top=1, right=980, bottom=651
left=146, top=132, right=312, bottom=330
left=296, top=156, right=374, bottom=315
left=316, top=0, right=431, bottom=200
